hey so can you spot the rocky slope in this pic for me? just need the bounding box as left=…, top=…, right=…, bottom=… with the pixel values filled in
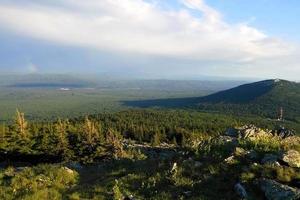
left=222, top=125, right=300, bottom=199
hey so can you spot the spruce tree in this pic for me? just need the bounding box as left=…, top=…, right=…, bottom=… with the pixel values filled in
left=106, top=128, right=124, bottom=159
left=10, top=109, right=32, bottom=153
left=55, top=118, right=72, bottom=160
left=82, top=116, right=99, bottom=146
left=14, top=109, right=28, bottom=139
left=152, top=131, right=161, bottom=147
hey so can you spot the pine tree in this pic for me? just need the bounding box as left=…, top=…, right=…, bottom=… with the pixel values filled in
left=82, top=116, right=99, bottom=146
left=152, top=131, right=161, bottom=147
left=106, top=128, right=124, bottom=159
left=14, top=109, right=28, bottom=139
left=10, top=109, right=32, bottom=153
left=55, top=118, right=72, bottom=159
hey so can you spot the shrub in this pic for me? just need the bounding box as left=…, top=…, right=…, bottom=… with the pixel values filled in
left=196, top=137, right=234, bottom=160
left=276, top=166, right=300, bottom=183
left=240, top=172, right=256, bottom=183
left=0, top=165, right=78, bottom=200
left=239, top=135, right=282, bottom=154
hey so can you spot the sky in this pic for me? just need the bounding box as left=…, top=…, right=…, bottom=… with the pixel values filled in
left=0, top=0, right=299, bottom=80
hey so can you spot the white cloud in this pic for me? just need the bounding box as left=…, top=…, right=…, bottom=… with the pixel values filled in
left=0, top=0, right=293, bottom=59
left=0, top=0, right=298, bottom=79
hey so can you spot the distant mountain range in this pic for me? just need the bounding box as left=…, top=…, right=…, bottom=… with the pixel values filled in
left=124, top=79, right=300, bottom=121
left=0, top=74, right=245, bottom=91
left=0, top=74, right=94, bottom=88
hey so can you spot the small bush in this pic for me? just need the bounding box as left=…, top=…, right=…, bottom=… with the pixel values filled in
left=276, top=166, right=300, bottom=183
left=240, top=172, right=255, bottom=183
left=0, top=164, right=78, bottom=200
left=239, top=135, right=282, bottom=154
left=113, top=180, right=123, bottom=200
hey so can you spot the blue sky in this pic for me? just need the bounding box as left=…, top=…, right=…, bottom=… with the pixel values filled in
left=0, top=0, right=299, bottom=80
left=208, top=0, right=300, bottom=41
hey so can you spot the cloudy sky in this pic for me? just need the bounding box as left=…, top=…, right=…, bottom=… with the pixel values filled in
left=0, top=0, right=299, bottom=80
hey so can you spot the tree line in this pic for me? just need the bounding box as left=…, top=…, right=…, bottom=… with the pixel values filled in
left=0, top=109, right=296, bottom=164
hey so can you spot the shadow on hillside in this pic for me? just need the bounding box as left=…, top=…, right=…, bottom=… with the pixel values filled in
left=122, top=80, right=275, bottom=108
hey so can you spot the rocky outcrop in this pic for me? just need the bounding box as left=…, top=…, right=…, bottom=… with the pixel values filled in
left=280, top=150, right=300, bottom=168
left=225, top=125, right=273, bottom=140
left=259, top=178, right=300, bottom=200
left=276, top=127, right=295, bottom=139
left=238, top=125, right=273, bottom=140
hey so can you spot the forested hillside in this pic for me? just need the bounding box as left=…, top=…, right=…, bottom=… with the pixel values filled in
left=125, top=79, right=300, bottom=121
left=197, top=79, right=300, bottom=121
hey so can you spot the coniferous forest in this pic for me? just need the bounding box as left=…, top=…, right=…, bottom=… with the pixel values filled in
left=0, top=108, right=300, bottom=199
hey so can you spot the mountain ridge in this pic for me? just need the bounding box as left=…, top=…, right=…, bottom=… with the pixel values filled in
left=124, top=79, right=300, bottom=121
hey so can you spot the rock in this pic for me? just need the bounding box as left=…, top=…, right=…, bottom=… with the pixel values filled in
left=261, top=154, right=279, bottom=166
left=63, top=167, right=75, bottom=174
left=234, top=147, right=247, bottom=157
left=281, top=150, right=300, bottom=168
left=273, top=161, right=281, bottom=167
left=15, top=167, right=26, bottom=172
left=238, top=125, right=272, bottom=140
left=219, top=135, right=236, bottom=142
left=225, top=155, right=236, bottom=164
left=171, top=162, right=177, bottom=173
left=225, top=128, right=238, bottom=137
left=218, top=136, right=238, bottom=148
left=234, top=183, right=247, bottom=199
left=276, top=126, right=295, bottom=138
left=259, top=178, right=300, bottom=200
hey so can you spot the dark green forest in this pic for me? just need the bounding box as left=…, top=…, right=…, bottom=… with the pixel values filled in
left=1, top=109, right=299, bottom=164
left=125, top=79, right=300, bottom=122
